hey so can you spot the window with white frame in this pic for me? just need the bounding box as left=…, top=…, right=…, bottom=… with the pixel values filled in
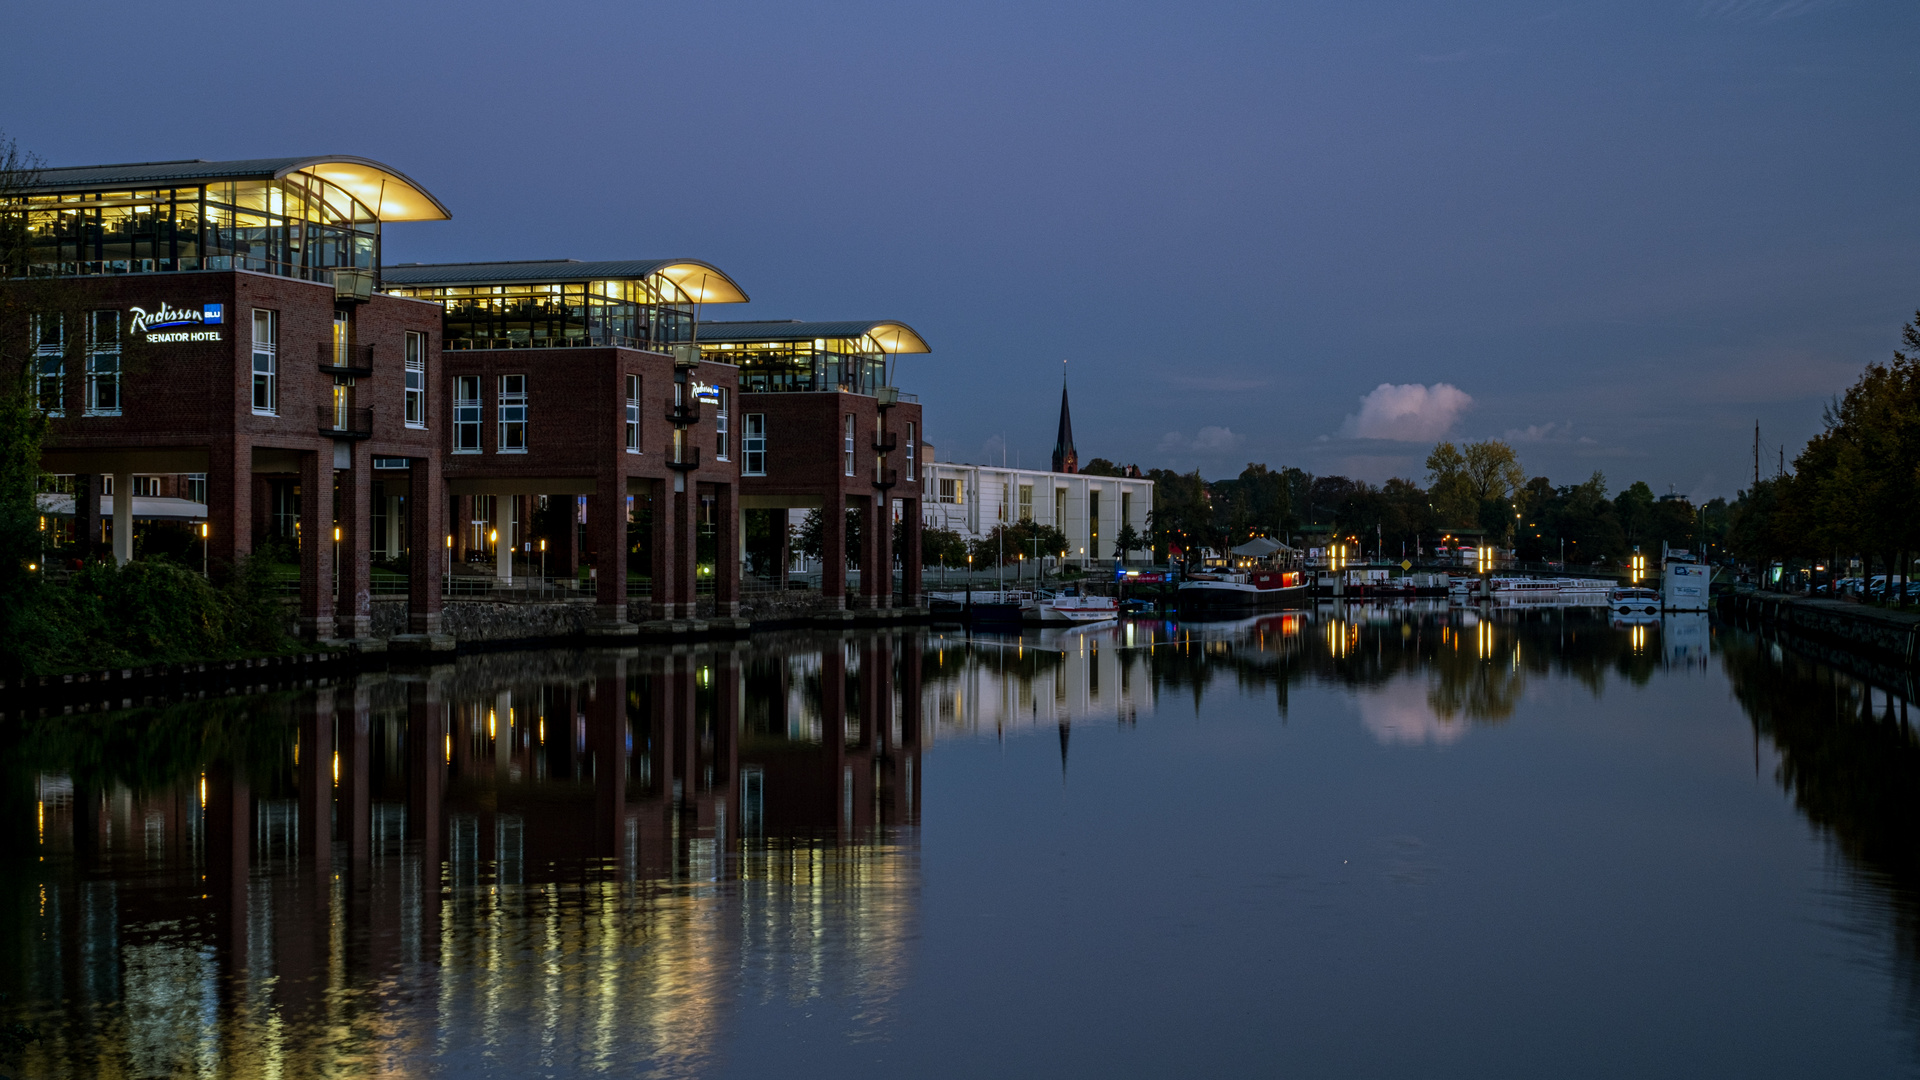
left=331, top=311, right=350, bottom=368
left=187, top=474, right=207, bottom=503
left=939, top=478, right=963, bottom=505
left=86, top=310, right=121, bottom=416
left=844, top=414, right=855, bottom=476
left=251, top=309, right=277, bottom=414
left=132, top=476, right=161, bottom=497
left=498, top=374, right=527, bottom=451
left=714, top=387, right=730, bottom=460
left=1018, top=484, right=1033, bottom=522
left=906, top=421, right=916, bottom=482
left=742, top=413, right=766, bottom=476
left=404, top=331, right=426, bottom=427
left=34, top=313, right=63, bottom=416
left=453, top=376, right=481, bottom=452
left=625, top=374, right=641, bottom=453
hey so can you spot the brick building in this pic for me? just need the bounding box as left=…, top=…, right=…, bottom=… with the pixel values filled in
left=694, top=320, right=929, bottom=609
left=14, top=156, right=453, bottom=640
left=382, top=260, right=752, bottom=626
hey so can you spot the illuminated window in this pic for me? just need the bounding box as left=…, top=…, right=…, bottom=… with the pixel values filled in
left=625, top=374, right=641, bottom=453
left=34, top=313, right=63, bottom=416
left=453, top=376, right=481, bottom=452
left=251, top=309, right=277, bottom=414
left=844, top=414, right=856, bottom=476
left=714, top=387, right=730, bottom=460
left=743, top=414, right=766, bottom=476
left=939, top=478, right=962, bottom=505
left=1018, top=484, right=1033, bottom=522
left=331, top=311, right=350, bottom=368
left=498, top=375, right=527, bottom=452
left=906, top=422, right=916, bottom=482
left=404, top=332, right=427, bottom=427
left=86, top=310, right=120, bottom=416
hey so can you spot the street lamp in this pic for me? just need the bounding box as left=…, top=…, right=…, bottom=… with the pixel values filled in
left=200, top=521, right=209, bottom=578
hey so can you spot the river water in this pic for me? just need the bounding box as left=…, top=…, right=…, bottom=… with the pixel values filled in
left=2, top=605, right=1917, bottom=1078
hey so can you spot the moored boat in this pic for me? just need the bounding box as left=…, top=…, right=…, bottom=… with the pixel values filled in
left=1022, top=590, right=1121, bottom=626
left=1177, top=568, right=1309, bottom=615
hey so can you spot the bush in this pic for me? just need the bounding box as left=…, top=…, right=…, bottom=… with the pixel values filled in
left=20, top=556, right=292, bottom=674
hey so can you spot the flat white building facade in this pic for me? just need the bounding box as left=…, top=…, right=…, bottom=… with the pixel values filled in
left=920, top=451, right=1155, bottom=566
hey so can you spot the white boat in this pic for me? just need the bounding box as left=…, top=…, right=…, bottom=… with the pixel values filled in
left=1022, top=590, right=1121, bottom=626
left=1607, top=586, right=1662, bottom=614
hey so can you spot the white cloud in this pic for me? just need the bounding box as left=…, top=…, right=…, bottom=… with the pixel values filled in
left=1158, top=426, right=1243, bottom=454
left=1503, top=421, right=1574, bottom=443
left=1339, top=383, right=1473, bottom=442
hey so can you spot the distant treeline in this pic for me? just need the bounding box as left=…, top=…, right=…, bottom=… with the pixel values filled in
left=1077, top=447, right=1722, bottom=567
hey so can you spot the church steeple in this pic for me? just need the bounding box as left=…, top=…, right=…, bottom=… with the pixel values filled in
left=1051, top=364, right=1078, bottom=474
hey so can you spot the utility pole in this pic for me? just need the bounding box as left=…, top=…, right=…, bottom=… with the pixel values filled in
left=1754, top=421, right=1760, bottom=489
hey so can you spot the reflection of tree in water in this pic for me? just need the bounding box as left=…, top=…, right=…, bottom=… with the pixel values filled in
left=1721, top=635, right=1920, bottom=1034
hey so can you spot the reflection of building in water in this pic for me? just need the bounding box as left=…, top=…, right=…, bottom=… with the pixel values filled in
left=4, top=633, right=921, bottom=1076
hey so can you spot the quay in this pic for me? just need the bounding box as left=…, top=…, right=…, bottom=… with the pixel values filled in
left=1719, top=588, right=1920, bottom=672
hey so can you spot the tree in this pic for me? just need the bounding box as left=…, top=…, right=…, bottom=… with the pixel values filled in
left=921, top=527, right=967, bottom=567
left=0, top=134, right=58, bottom=676
left=1113, top=521, right=1144, bottom=562
left=1425, top=442, right=1474, bottom=528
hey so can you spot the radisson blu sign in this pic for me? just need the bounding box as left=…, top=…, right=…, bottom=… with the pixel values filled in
left=130, top=303, right=224, bottom=342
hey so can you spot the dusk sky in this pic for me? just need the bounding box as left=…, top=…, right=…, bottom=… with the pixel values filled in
left=6, top=0, right=1915, bottom=499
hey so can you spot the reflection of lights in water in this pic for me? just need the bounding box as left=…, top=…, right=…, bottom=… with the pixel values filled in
left=445, top=733, right=452, bottom=763
left=488, top=709, right=496, bottom=740
left=199, top=773, right=206, bottom=808
left=1477, top=622, right=1493, bottom=661
left=331, top=751, right=339, bottom=786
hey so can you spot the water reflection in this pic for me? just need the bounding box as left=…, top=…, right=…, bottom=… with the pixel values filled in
left=0, top=607, right=1916, bottom=1075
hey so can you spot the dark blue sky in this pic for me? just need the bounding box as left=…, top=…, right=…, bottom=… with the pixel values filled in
left=7, top=0, right=1915, bottom=497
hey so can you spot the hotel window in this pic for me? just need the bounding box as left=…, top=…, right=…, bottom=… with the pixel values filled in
left=251, top=309, right=278, bottom=414
left=625, top=375, right=641, bottom=453
left=404, top=332, right=427, bottom=427
left=939, top=478, right=962, bottom=505
left=672, top=426, right=687, bottom=464
left=714, top=387, right=730, bottom=460
left=331, top=311, right=350, bottom=369
left=1018, top=484, right=1033, bottom=522
left=498, top=375, right=527, bottom=452
left=86, top=310, right=121, bottom=416
left=34, top=313, right=63, bottom=416
left=453, top=376, right=481, bottom=452
left=132, top=476, right=161, bottom=497
left=906, top=422, right=916, bottom=481
left=844, top=415, right=856, bottom=476
left=743, top=414, right=766, bottom=476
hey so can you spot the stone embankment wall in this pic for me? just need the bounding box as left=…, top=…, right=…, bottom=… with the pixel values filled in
left=1719, top=589, right=1920, bottom=669
left=371, top=599, right=597, bottom=641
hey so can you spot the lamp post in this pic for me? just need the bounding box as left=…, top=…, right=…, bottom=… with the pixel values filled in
left=201, top=521, right=209, bottom=578
left=539, top=538, right=547, bottom=585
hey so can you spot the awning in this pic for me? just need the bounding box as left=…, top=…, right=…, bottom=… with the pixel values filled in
left=38, top=493, right=209, bottom=523
left=1230, top=537, right=1293, bottom=558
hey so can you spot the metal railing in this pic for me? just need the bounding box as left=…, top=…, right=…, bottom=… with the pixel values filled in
left=444, top=334, right=660, bottom=352
left=317, top=405, right=372, bottom=438
left=317, top=342, right=374, bottom=375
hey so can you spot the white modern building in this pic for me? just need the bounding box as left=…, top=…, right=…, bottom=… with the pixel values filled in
left=919, top=452, right=1154, bottom=566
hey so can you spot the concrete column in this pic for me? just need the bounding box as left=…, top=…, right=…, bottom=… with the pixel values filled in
left=297, top=450, right=335, bottom=640
left=72, top=473, right=98, bottom=561
left=406, top=456, right=444, bottom=635
left=111, top=469, right=133, bottom=565
left=673, top=481, right=698, bottom=618
left=592, top=474, right=629, bottom=625
left=494, top=492, right=513, bottom=584
left=336, top=443, right=372, bottom=640
left=715, top=483, right=740, bottom=617
left=821, top=493, right=847, bottom=610
left=902, top=497, right=923, bottom=607
left=384, top=495, right=403, bottom=559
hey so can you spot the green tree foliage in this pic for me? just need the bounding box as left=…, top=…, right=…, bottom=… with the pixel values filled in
left=1731, top=318, right=1920, bottom=596
left=1145, top=469, right=1213, bottom=565
left=920, top=526, right=968, bottom=567
left=1113, top=521, right=1144, bottom=561
left=969, top=519, right=1069, bottom=567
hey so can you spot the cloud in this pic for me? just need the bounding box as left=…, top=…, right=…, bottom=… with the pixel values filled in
left=1503, top=421, right=1575, bottom=443
left=1339, top=383, right=1473, bottom=442
left=1157, top=426, right=1243, bottom=454
left=1696, top=0, right=1835, bottom=21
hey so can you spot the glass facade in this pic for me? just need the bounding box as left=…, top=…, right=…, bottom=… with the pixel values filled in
left=386, top=277, right=700, bottom=351
left=701, top=335, right=892, bottom=395
left=18, top=173, right=380, bottom=280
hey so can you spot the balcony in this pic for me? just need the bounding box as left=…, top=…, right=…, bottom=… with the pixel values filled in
left=872, top=433, right=898, bottom=453
left=872, top=468, right=898, bottom=491
left=667, top=448, right=702, bottom=472
left=318, top=342, right=375, bottom=377
left=318, top=406, right=373, bottom=439
left=666, top=404, right=700, bottom=426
